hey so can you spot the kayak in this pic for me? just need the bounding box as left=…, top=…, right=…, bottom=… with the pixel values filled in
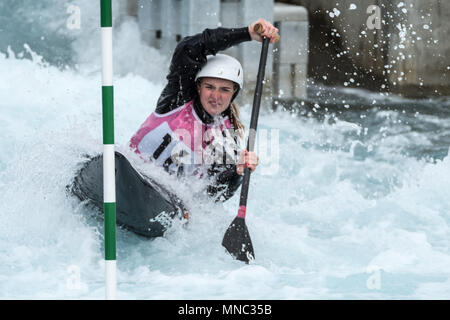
left=69, top=151, right=188, bottom=237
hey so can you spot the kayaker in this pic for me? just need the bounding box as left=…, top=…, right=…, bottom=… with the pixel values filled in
left=130, top=18, right=279, bottom=201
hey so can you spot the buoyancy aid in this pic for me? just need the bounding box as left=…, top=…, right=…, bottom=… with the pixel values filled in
left=129, top=99, right=241, bottom=177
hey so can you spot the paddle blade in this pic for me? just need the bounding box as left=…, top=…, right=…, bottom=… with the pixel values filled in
left=222, top=216, right=255, bottom=263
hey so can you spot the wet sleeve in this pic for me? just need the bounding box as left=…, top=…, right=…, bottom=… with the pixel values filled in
left=155, top=27, right=251, bottom=114
left=207, top=164, right=243, bottom=202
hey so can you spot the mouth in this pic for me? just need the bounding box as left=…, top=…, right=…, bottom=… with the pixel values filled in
left=208, top=101, right=220, bottom=108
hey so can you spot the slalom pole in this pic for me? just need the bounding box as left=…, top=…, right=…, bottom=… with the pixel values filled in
left=100, top=0, right=116, bottom=300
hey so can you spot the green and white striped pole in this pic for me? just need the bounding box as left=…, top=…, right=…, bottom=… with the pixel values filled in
left=100, top=0, right=116, bottom=300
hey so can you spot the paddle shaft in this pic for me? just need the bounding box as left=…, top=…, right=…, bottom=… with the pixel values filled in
left=239, top=36, right=270, bottom=209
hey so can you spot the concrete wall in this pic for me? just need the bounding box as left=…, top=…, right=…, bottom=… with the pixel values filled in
left=273, top=3, right=308, bottom=102
left=281, top=0, right=450, bottom=97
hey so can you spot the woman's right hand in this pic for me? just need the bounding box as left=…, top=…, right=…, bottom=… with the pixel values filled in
left=236, top=149, right=259, bottom=175
left=248, top=18, right=279, bottom=43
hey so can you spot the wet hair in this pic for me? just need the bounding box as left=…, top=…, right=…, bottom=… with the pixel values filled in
left=229, top=102, right=244, bottom=139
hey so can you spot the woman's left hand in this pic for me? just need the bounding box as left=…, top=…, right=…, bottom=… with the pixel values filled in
left=237, top=149, right=259, bottom=175
left=248, top=18, right=279, bottom=43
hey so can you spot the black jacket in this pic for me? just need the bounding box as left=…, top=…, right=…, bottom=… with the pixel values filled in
left=156, top=27, right=251, bottom=201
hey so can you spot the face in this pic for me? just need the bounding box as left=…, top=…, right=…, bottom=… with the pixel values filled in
left=197, top=77, right=237, bottom=116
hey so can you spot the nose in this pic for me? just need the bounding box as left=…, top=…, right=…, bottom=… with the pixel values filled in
left=209, top=88, right=220, bottom=100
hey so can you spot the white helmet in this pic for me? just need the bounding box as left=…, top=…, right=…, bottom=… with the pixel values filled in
left=195, top=54, right=244, bottom=89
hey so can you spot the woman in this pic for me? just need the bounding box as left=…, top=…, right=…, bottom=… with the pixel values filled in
left=130, top=19, right=279, bottom=202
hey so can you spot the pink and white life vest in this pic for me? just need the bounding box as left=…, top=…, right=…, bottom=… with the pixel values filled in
left=129, top=100, right=240, bottom=176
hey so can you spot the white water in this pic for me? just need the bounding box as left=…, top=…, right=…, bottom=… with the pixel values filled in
left=1, top=1, right=450, bottom=299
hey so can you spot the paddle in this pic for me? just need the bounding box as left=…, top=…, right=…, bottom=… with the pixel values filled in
left=222, top=23, right=278, bottom=263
